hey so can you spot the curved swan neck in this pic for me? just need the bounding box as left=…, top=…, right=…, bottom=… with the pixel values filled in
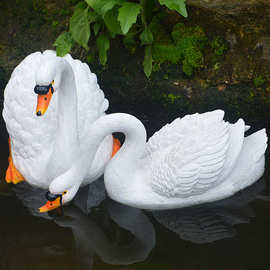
left=87, top=113, right=147, bottom=166
left=57, top=62, right=78, bottom=142
left=50, top=60, right=79, bottom=167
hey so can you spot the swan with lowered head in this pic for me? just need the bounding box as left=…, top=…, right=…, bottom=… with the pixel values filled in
left=55, top=200, right=155, bottom=266
left=3, top=51, right=120, bottom=211
left=49, top=109, right=267, bottom=210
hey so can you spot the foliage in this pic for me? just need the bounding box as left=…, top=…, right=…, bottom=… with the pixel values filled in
left=152, top=23, right=207, bottom=75
left=54, top=0, right=191, bottom=77
left=253, top=75, right=266, bottom=87
left=163, top=93, right=181, bottom=104
left=210, top=36, right=227, bottom=56
left=54, top=32, right=74, bottom=56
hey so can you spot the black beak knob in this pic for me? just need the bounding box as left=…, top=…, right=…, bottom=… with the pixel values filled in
left=36, top=111, right=42, bottom=116
left=45, top=191, right=61, bottom=201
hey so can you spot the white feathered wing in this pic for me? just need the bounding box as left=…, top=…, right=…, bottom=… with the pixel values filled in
left=143, top=110, right=248, bottom=198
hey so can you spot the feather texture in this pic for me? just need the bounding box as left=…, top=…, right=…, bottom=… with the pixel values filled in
left=147, top=111, right=233, bottom=197
left=3, top=50, right=111, bottom=187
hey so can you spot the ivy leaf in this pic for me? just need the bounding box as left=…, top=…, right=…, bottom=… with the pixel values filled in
left=70, top=7, right=90, bottom=49
left=143, top=45, right=153, bottom=77
left=85, top=0, right=124, bottom=17
left=54, top=32, right=74, bottom=57
left=140, top=27, right=153, bottom=45
left=104, top=6, right=123, bottom=37
left=158, top=0, right=188, bottom=17
left=97, top=33, right=110, bottom=65
left=118, top=2, right=141, bottom=34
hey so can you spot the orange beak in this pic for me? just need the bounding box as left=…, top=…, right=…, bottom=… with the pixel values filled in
left=36, top=87, right=53, bottom=116
left=39, top=197, right=61, bottom=213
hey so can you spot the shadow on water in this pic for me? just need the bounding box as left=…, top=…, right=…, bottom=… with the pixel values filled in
left=0, top=89, right=270, bottom=270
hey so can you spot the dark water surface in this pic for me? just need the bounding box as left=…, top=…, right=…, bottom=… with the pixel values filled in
left=0, top=97, right=270, bottom=270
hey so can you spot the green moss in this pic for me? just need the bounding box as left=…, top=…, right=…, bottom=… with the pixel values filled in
left=152, top=23, right=207, bottom=76
left=152, top=43, right=181, bottom=64
left=162, top=93, right=181, bottom=104
left=52, top=20, right=59, bottom=27
left=253, top=75, right=266, bottom=87
left=210, top=36, right=227, bottom=56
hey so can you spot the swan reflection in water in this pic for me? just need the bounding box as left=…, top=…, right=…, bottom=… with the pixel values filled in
left=12, top=180, right=156, bottom=267
left=11, top=177, right=267, bottom=267
left=152, top=178, right=266, bottom=244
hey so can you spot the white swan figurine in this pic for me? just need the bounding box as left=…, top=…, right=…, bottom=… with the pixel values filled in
left=49, top=110, right=267, bottom=210
left=3, top=51, right=120, bottom=212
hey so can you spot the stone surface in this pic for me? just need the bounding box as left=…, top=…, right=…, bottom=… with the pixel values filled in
left=188, top=0, right=270, bottom=14
left=0, top=0, right=270, bottom=135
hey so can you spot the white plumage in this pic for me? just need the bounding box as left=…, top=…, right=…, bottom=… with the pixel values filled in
left=147, top=111, right=230, bottom=198
left=62, top=110, right=266, bottom=210
left=3, top=50, right=112, bottom=191
left=3, top=51, right=267, bottom=210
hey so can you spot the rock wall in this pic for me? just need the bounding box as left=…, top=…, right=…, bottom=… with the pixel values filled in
left=188, top=0, right=270, bottom=14
left=0, top=0, right=270, bottom=134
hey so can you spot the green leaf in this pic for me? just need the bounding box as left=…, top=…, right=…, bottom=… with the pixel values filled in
left=70, top=7, right=90, bottom=49
left=93, top=21, right=102, bottom=36
left=97, top=33, right=110, bottom=65
left=53, top=32, right=74, bottom=57
left=143, top=45, right=153, bottom=77
left=140, top=27, right=153, bottom=45
left=104, top=6, right=123, bottom=37
left=118, top=2, right=141, bottom=34
left=84, top=0, right=96, bottom=8
left=85, top=0, right=124, bottom=17
left=158, top=0, right=188, bottom=17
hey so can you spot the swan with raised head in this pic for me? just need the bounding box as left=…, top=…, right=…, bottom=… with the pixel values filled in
left=3, top=51, right=120, bottom=211
left=49, top=110, right=267, bottom=210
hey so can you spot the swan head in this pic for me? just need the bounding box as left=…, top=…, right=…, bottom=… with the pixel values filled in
left=34, top=57, right=66, bottom=116
left=39, top=191, right=66, bottom=213
left=34, top=83, right=54, bottom=116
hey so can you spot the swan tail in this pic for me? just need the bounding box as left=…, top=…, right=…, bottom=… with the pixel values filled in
left=249, top=128, right=268, bottom=162
left=229, top=128, right=267, bottom=191
left=219, top=119, right=245, bottom=182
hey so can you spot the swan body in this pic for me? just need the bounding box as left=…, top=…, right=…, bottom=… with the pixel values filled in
left=50, top=110, right=267, bottom=209
left=3, top=51, right=113, bottom=194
